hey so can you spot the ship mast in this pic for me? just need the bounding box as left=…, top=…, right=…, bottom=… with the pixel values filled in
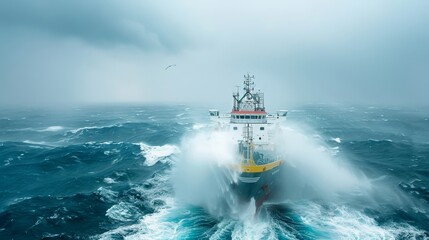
left=243, top=73, right=255, bottom=95
left=232, top=74, right=265, bottom=112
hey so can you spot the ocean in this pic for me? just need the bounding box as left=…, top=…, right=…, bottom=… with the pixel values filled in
left=0, top=105, right=428, bottom=239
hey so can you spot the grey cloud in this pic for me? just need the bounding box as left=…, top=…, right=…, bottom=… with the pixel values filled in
left=0, top=0, right=188, bottom=52
left=0, top=1, right=428, bottom=107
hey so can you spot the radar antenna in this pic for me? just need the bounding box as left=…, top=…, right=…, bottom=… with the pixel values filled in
left=243, top=73, right=255, bottom=94
left=232, top=73, right=265, bottom=112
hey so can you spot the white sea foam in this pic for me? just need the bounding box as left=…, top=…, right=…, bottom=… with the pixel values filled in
left=4, top=157, right=13, bottom=166
left=103, top=177, right=117, bottom=184
left=97, top=171, right=179, bottom=240
left=39, top=126, right=64, bottom=132
left=332, top=137, right=341, bottom=143
left=22, top=140, right=54, bottom=149
left=191, top=123, right=206, bottom=130
left=229, top=215, right=290, bottom=240
left=98, top=198, right=178, bottom=240
left=23, top=140, right=47, bottom=145
left=208, top=203, right=301, bottom=240
left=138, top=143, right=180, bottom=166
left=96, top=187, right=118, bottom=203
left=368, top=138, right=393, bottom=142
left=69, top=126, right=100, bottom=134
left=295, top=202, right=426, bottom=239
left=106, top=202, right=142, bottom=222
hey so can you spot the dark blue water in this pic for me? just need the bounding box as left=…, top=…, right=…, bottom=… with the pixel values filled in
left=0, top=105, right=428, bottom=239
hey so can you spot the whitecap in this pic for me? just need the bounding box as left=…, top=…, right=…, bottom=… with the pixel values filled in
left=69, top=125, right=122, bottom=134
left=103, top=177, right=117, bottom=184
left=69, top=126, right=100, bottom=134
left=99, top=198, right=178, bottom=239
left=295, top=203, right=426, bottom=239
left=368, top=139, right=393, bottom=143
left=96, top=187, right=118, bottom=203
left=410, top=178, right=421, bottom=184
left=11, top=197, right=32, bottom=206
left=4, top=158, right=13, bottom=166
left=192, top=123, right=206, bottom=130
left=138, top=143, right=180, bottom=166
left=106, top=202, right=141, bottom=222
left=38, top=126, right=64, bottom=132
left=48, top=213, right=59, bottom=220
left=332, top=137, right=341, bottom=143
left=23, top=140, right=47, bottom=145
left=98, top=173, right=177, bottom=239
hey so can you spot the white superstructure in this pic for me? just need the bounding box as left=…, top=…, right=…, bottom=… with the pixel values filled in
left=209, top=74, right=287, bottom=146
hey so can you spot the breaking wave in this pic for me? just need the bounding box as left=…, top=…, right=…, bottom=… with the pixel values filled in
left=272, top=122, right=371, bottom=200
left=39, top=126, right=65, bottom=132
left=172, top=130, right=243, bottom=218
left=138, top=143, right=180, bottom=166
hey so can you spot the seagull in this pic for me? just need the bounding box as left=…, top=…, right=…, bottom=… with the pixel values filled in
left=165, top=64, right=176, bottom=70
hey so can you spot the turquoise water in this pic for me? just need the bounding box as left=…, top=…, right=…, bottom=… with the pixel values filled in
left=0, top=105, right=428, bottom=239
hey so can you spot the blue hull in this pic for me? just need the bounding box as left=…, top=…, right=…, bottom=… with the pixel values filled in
left=231, top=165, right=282, bottom=208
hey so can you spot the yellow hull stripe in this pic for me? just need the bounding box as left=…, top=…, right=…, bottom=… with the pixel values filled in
left=241, top=160, right=284, bottom=173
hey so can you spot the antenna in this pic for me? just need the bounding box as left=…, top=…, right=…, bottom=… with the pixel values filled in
left=243, top=73, right=255, bottom=94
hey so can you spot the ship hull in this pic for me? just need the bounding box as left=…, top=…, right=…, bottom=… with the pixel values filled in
left=231, top=164, right=282, bottom=208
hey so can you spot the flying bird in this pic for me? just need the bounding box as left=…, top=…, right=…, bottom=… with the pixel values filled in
left=165, top=64, right=176, bottom=70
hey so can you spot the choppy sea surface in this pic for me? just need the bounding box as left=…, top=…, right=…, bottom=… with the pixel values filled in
left=0, top=105, right=428, bottom=239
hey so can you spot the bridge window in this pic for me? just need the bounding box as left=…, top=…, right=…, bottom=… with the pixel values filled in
left=233, top=127, right=238, bottom=130
left=245, top=115, right=250, bottom=119
left=260, top=127, right=265, bottom=130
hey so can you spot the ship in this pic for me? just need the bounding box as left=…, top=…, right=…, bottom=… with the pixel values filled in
left=209, top=74, right=287, bottom=209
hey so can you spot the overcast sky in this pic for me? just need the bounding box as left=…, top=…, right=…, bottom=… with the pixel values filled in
left=0, top=1, right=428, bottom=108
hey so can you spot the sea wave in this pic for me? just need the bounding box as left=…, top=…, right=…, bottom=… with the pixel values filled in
left=68, top=126, right=111, bottom=134
left=138, top=143, right=180, bottom=166
left=97, top=171, right=177, bottom=239
left=39, top=126, right=64, bottom=132
left=295, top=202, right=427, bottom=239
left=106, top=202, right=142, bottom=222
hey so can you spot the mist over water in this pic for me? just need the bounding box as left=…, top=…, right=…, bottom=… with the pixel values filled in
left=173, top=130, right=246, bottom=218
left=273, top=122, right=371, bottom=201
left=173, top=122, right=373, bottom=217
